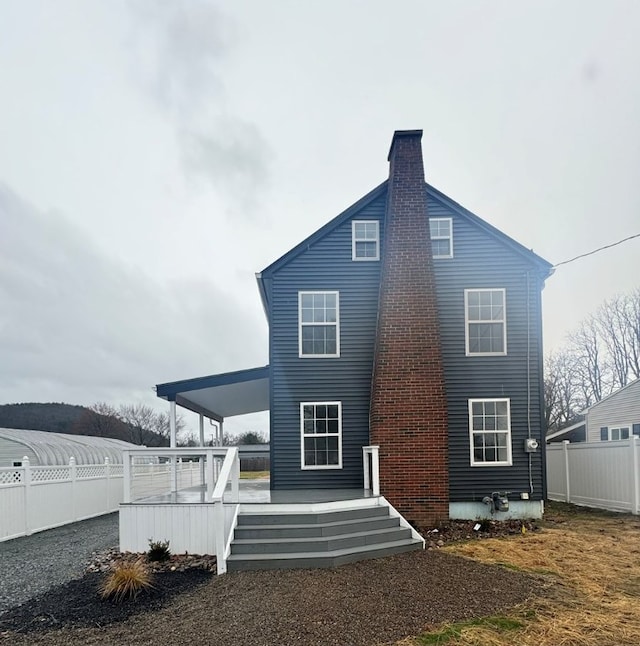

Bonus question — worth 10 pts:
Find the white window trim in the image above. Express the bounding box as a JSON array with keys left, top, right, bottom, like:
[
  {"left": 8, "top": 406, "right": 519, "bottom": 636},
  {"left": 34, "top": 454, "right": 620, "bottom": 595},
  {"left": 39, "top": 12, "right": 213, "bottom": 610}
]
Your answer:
[
  {"left": 430, "top": 217, "right": 453, "bottom": 259},
  {"left": 298, "top": 291, "right": 340, "bottom": 358},
  {"left": 468, "top": 398, "right": 513, "bottom": 467},
  {"left": 464, "top": 288, "right": 508, "bottom": 356},
  {"left": 609, "top": 425, "right": 631, "bottom": 441},
  {"left": 300, "top": 401, "right": 343, "bottom": 470},
  {"left": 351, "top": 220, "right": 380, "bottom": 261}
]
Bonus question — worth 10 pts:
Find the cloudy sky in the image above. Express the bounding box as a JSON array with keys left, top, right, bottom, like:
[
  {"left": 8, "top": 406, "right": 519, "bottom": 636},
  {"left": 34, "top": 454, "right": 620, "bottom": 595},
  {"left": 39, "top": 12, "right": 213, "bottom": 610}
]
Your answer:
[{"left": 1, "top": 1, "right": 639, "bottom": 436}]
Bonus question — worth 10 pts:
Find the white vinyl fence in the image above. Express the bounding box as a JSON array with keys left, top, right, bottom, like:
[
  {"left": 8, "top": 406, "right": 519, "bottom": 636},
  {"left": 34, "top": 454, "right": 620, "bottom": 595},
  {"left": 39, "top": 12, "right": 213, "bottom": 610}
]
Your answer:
[
  {"left": 546, "top": 438, "right": 640, "bottom": 514},
  {"left": 0, "top": 456, "right": 200, "bottom": 542}
]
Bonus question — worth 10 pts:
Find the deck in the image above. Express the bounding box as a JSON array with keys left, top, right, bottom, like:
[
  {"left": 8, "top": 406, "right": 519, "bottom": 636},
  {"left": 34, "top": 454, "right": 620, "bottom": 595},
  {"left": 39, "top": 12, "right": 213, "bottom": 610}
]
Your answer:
[{"left": 128, "top": 479, "right": 375, "bottom": 505}]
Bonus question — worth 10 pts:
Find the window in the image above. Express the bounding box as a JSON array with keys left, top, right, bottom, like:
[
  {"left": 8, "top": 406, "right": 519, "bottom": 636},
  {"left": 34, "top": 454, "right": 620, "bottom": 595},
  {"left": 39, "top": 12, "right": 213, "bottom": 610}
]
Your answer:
[
  {"left": 429, "top": 218, "right": 453, "bottom": 258},
  {"left": 301, "top": 402, "right": 342, "bottom": 469},
  {"left": 465, "top": 289, "right": 507, "bottom": 355},
  {"left": 611, "top": 426, "right": 630, "bottom": 441},
  {"left": 469, "top": 399, "right": 512, "bottom": 466},
  {"left": 299, "top": 291, "right": 340, "bottom": 357},
  {"left": 352, "top": 220, "right": 380, "bottom": 261}
]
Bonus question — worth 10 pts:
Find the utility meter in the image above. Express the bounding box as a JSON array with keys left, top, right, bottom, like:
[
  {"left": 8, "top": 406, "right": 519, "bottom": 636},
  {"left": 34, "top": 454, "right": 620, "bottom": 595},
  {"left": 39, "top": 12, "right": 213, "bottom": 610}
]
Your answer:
[{"left": 524, "top": 438, "right": 539, "bottom": 453}]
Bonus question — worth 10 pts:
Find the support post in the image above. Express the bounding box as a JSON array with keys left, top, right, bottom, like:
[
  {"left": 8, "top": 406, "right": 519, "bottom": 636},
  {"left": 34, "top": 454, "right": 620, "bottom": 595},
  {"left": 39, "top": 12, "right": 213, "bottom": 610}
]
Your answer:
[
  {"left": 371, "top": 446, "right": 380, "bottom": 496},
  {"left": 199, "top": 414, "right": 205, "bottom": 486},
  {"left": 231, "top": 450, "right": 240, "bottom": 503},
  {"left": 214, "top": 501, "right": 226, "bottom": 574},
  {"left": 169, "top": 400, "right": 178, "bottom": 493},
  {"left": 206, "top": 449, "right": 215, "bottom": 501},
  {"left": 563, "top": 440, "right": 571, "bottom": 503}
]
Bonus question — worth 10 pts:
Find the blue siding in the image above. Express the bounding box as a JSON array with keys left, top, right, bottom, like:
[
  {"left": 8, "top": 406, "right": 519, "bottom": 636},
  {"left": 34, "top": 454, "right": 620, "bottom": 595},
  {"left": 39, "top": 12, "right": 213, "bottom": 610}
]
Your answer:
[
  {"left": 269, "top": 194, "right": 386, "bottom": 488},
  {"left": 265, "top": 186, "right": 547, "bottom": 500},
  {"left": 428, "top": 193, "right": 546, "bottom": 502}
]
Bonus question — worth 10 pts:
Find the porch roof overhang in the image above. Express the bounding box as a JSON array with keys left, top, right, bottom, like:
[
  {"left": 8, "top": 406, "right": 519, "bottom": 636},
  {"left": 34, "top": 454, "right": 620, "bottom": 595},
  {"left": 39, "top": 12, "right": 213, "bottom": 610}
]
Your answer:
[{"left": 156, "top": 365, "right": 269, "bottom": 422}]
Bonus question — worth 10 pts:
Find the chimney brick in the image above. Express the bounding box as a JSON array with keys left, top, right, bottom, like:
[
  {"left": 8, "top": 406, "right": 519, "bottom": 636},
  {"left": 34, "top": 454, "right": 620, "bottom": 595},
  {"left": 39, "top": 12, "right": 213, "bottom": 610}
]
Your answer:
[{"left": 370, "top": 130, "right": 449, "bottom": 528}]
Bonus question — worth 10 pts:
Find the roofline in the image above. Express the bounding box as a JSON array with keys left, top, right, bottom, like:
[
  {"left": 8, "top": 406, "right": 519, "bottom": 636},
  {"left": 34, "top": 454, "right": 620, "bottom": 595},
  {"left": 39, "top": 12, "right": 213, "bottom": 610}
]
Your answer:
[
  {"left": 588, "top": 377, "right": 640, "bottom": 411},
  {"left": 426, "top": 183, "right": 554, "bottom": 276},
  {"left": 258, "top": 180, "right": 388, "bottom": 279},
  {"left": 546, "top": 419, "right": 586, "bottom": 441},
  {"left": 156, "top": 365, "right": 270, "bottom": 400}
]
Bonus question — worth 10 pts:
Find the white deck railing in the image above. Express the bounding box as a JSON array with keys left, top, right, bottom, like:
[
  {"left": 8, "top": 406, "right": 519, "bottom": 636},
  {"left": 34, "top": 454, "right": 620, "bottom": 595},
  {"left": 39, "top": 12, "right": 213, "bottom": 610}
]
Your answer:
[
  {"left": 362, "top": 445, "right": 380, "bottom": 495},
  {"left": 120, "top": 446, "right": 240, "bottom": 574}
]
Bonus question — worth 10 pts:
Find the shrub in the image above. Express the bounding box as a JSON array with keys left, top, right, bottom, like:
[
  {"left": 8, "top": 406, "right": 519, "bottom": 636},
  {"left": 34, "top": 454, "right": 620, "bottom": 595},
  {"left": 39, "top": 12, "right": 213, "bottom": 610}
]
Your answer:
[
  {"left": 100, "top": 560, "right": 154, "bottom": 603},
  {"left": 147, "top": 539, "right": 171, "bottom": 562}
]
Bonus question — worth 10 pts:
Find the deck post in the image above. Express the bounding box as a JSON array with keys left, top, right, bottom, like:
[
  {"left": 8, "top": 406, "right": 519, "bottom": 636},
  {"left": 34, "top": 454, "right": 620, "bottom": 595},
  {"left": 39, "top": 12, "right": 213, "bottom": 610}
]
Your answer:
[
  {"left": 231, "top": 449, "right": 240, "bottom": 503},
  {"left": 199, "top": 414, "right": 205, "bottom": 486},
  {"left": 169, "top": 401, "right": 178, "bottom": 493},
  {"left": 214, "top": 500, "right": 226, "bottom": 574},
  {"left": 371, "top": 446, "right": 380, "bottom": 496},
  {"left": 206, "top": 449, "right": 215, "bottom": 501}
]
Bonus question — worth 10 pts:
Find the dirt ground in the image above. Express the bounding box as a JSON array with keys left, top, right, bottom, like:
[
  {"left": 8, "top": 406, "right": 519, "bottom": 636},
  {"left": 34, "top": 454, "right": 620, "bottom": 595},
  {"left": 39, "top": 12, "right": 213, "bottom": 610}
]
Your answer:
[
  {"left": 2, "top": 502, "right": 639, "bottom": 646},
  {"left": 406, "top": 501, "right": 640, "bottom": 645}
]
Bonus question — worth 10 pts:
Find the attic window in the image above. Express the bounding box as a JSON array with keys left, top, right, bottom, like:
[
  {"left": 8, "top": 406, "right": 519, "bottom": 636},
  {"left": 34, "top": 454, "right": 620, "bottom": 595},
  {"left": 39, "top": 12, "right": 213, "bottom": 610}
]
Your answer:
[
  {"left": 352, "top": 221, "right": 379, "bottom": 261},
  {"left": 429, "top": 217, "right": 453, "bottom": 258}
]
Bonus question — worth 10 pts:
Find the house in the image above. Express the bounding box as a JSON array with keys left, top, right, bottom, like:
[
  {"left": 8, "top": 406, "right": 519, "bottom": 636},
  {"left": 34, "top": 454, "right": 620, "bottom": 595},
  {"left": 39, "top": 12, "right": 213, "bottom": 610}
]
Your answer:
[
  {"left": 547, "top": 378, "right": 640, "bottom": 444},
  {"left": 121, "top": 130, "right": 552, "bottom": 569}
]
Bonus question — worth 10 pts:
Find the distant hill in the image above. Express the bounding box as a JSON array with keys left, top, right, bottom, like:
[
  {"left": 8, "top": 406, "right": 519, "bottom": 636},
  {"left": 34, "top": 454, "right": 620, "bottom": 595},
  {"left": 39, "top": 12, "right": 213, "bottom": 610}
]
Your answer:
[
  {"left": 0, "top": 402, "right": 167, "bottom": 446},
  {"left": 0, "top": 402, "right": 87, "bottom": 434}
]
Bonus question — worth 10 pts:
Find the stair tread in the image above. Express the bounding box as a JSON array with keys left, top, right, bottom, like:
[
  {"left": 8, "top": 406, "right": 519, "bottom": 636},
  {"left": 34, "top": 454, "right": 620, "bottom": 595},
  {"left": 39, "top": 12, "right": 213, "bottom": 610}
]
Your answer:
[
  {"left": 227, "top": 538, "right": 423, "bottom": 562},
  {"left": 237, "top": 515, "right": 397, "bottom": 531},
  {"left": 232, "top": 526, "right": 407, "bottom": 545}
]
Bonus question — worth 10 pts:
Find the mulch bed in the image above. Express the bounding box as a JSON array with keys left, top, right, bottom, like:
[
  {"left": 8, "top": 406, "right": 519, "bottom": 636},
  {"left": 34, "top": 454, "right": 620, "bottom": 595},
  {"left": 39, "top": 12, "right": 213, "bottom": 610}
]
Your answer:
[
  {"left": 0, "top": 544, "right": 548, "bottom": 646},
  {"left": 0, "top": 569, "right": 213, "bottom": 634}
]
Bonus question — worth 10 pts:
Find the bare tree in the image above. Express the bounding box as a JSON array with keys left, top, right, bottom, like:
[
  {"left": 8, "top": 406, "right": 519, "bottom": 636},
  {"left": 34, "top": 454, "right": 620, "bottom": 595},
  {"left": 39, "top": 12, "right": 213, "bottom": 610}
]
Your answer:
[
  {"left": 544, "top": 350, "right": 581, "bottom": 432},
  {"left": 568, "top": 316, "right": 613, "bottom": 409},
  {"left": 71, "top": 402, "right": 129, "bottom": 440},
  {"left": 117, "top": 404, "right": 185, "bottom": 446}
]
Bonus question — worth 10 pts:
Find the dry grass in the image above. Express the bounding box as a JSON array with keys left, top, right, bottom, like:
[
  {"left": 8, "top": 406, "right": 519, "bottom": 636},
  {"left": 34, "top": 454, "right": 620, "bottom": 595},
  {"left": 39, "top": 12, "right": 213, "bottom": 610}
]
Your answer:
[
  {"left": 239, "top": 470, "right": 269, "bottom": 479},
  {"left": 400, "top": 502, "right": 640, "bottom": 646},
  {"left": 99, "top": 559, "right": 154, "bottom": 603}
]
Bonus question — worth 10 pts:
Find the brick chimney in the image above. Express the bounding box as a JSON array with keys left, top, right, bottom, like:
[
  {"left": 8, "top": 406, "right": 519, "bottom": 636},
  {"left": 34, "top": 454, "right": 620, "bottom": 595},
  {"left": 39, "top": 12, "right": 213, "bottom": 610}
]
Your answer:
[{"left": 369, "top": 130, "right": 449, "bottom": 528}]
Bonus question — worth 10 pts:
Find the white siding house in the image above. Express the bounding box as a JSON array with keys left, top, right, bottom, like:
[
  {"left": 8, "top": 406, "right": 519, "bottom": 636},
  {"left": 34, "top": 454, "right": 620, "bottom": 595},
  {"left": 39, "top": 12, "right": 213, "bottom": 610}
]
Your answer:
[{"left": 586, "top": 379, "right": 640, "bottom": 442}]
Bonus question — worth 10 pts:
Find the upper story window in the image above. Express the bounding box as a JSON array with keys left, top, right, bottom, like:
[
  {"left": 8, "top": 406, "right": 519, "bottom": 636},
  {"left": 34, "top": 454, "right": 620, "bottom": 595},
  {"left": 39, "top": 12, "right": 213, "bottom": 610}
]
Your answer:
[
  {"left": 300, "top": 401, "right": 342, "bottom": 469},
  {"left": 469, "top": 398, "right": 512, "bottom": 466},
  {"left": 429, "top": 217, "right": 453, "bottom": 258},
  {"left": 465, "top": 288, "right": 507, "bottom": 356},
  {"left": 299, "top": 291, "right": 340, "bottom": 357},
  {"left": 352, "top": 221, "right": 380, "bottom": 261}
]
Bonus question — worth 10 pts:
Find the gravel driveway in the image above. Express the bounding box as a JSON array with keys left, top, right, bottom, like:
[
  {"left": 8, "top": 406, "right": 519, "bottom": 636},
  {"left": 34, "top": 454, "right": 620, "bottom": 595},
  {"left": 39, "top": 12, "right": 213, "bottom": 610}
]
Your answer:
[{"left": 0, "top": 513, "right": 119, "bottom": 614}]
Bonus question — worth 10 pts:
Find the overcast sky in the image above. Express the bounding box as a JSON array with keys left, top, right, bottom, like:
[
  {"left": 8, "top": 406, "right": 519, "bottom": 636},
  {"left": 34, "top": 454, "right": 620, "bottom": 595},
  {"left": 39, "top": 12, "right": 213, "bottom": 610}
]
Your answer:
[{"left": 1, "top": 1, "right": 639, "bottom": 437}]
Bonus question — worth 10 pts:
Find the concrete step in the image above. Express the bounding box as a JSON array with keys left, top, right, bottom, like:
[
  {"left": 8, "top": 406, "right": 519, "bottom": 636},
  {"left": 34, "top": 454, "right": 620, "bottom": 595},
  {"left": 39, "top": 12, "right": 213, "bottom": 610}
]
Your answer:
[
  {"left": 231, "top": 526, "right": 412, "bottom": 554},
  {"left": 226, "top": 537, "right": 423, "bottom": 571},
  {"left": 234, "top": 515, "right": 400, "bottom": 540}
]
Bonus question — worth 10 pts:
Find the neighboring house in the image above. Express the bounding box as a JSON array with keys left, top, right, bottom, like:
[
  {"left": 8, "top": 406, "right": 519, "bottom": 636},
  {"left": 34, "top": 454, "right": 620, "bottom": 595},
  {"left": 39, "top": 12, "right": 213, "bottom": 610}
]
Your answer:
[
  {"left": 156, "top": 130, "right": 553, "bottom": 525},
  {"left": 546, "top": 379, "right": 640, "bottom": 444},
  {"left": 545, "top": 417, "right": 587, "bottom": 443}
]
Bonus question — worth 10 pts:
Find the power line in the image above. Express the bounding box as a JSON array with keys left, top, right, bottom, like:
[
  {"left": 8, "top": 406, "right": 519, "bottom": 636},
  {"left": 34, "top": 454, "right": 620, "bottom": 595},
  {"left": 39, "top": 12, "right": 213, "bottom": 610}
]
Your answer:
[{"left": 553, "top": 232, "right": 640, "bottom": 268}]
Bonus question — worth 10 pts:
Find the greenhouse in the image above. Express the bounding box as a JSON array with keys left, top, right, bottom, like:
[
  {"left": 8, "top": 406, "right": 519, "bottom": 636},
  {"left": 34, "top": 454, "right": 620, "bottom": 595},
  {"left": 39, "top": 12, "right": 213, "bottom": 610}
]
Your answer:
[{"left": 0, "top": 428, "right": 138, "bottom": 466}]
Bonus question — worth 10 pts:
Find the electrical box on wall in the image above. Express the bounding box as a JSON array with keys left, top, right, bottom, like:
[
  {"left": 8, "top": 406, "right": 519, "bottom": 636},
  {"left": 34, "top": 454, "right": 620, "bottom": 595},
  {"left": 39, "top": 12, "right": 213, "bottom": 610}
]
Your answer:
[{"left": 524, "top": 438, "right": 539, "bottom": 453}]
